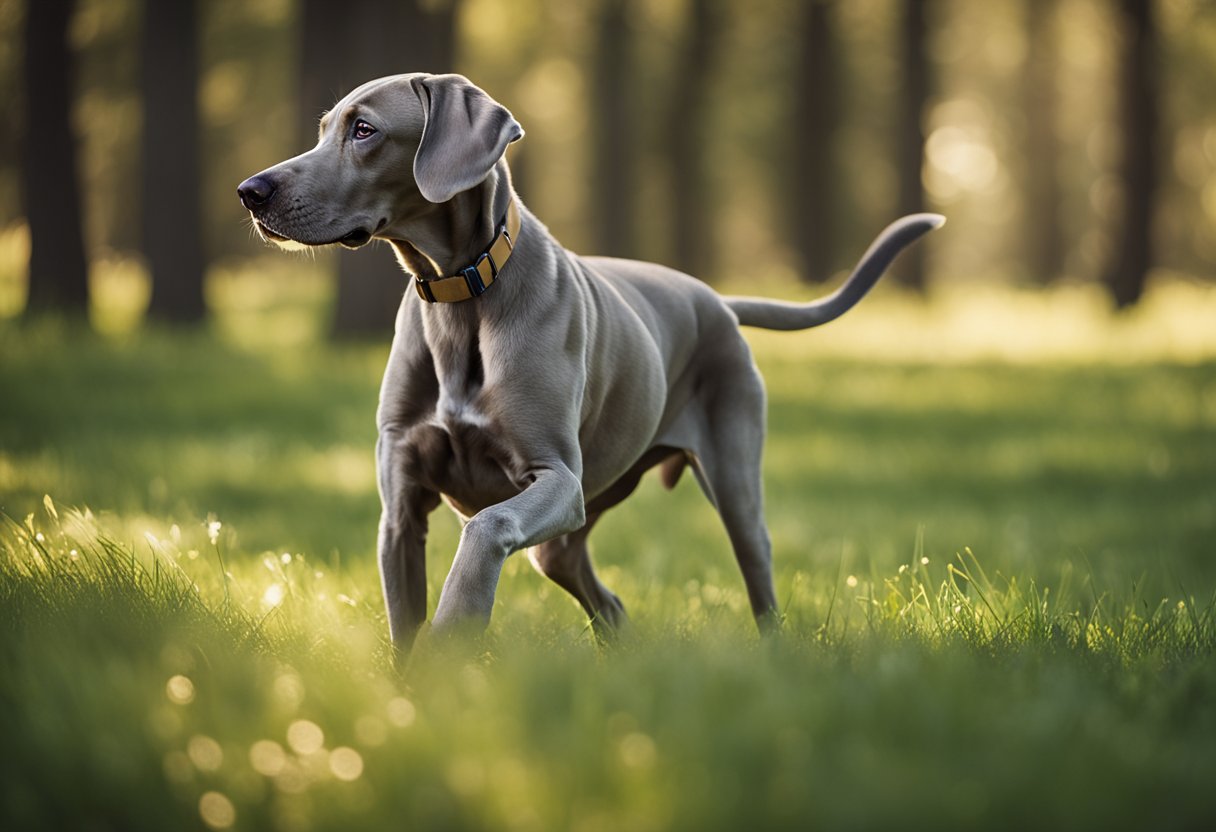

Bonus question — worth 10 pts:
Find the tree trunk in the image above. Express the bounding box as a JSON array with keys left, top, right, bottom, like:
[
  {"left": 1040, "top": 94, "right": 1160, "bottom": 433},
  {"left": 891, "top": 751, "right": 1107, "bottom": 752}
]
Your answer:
[
  {"left": 1103, "top": 0, "right": 1157, "bottom": 309},
  {"left": 1022, "top": 0, "right": 1064, "bottom": 285},
  {"left": 791, "top": 0, "right": 840, "bottom": 284},
  {"left": 306, "top": 0, "right": 459, "bottom": 337},
  {"left": 21, "top": 0, "right": 90, "bottom": 316},
  {"left": 665, "top": 0, "right": 720, "bottom": 280},
  {"left": 141, "top": 0, "right": 206, "bottom": 323},
  {"left": 894, "top": 0, "right": 931, "bottom": 292},
  {"left": 591, "top": 0, "right": 635, "bottom": 258},
  {"left": 298, "top": 0, "right": 346, "bottom": 147}
]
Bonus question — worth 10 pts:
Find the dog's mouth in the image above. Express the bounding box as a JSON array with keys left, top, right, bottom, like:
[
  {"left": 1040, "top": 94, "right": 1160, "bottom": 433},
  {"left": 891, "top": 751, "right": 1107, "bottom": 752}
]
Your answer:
[
  {"left": 253, "top": 218, "right": 382, "bottom": 250},
  {"left": 253, "top": 219, "right": 291, "bottom": 243},
  {"left": 337, "top": 228, "right": 372, "bottom": 249}
]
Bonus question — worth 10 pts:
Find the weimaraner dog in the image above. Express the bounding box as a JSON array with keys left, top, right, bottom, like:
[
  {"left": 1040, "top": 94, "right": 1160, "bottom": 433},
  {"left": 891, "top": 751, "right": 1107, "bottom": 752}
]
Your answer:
[{"left": 238, "top": 73, "right": 943, "bottom": 650}]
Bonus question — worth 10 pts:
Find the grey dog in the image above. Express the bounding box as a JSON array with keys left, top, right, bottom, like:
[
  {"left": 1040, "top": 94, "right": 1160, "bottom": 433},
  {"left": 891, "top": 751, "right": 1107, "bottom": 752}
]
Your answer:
[{"left": 237, "top": 73, "right": 943, "bottom": 650}]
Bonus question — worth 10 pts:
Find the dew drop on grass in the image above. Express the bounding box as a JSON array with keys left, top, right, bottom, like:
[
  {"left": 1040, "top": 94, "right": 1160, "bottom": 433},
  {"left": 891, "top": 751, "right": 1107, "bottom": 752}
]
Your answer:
[
  {"left": 198, "top": 791, "right": 236, "bottom": 829},
  {"left": 263, "top": 583, "right": 285, "bottom": 607},
  {"left": 287, "top": 719, "right": 324, "bottom": 755},
  {"left": 166, "top": 674, "right": 195, "bottom": 705},
  {"left": 249, "top": 740, "right": 287, "bottom": 776},
  {"left": 329, "top": 747, "right": 364, "bottom": 781}
]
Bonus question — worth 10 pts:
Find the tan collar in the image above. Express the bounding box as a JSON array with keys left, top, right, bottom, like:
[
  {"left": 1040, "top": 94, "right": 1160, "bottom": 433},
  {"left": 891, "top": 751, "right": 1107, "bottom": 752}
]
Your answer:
[{"left": 413, "top": 199, "right": 521, "bottom": 303}]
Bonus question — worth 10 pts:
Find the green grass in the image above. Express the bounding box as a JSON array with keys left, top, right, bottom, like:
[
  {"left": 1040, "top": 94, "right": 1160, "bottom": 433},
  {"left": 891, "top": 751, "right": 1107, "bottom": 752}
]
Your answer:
[{"left": 2, "top": 279, "right": 1216, "bottom": 829}]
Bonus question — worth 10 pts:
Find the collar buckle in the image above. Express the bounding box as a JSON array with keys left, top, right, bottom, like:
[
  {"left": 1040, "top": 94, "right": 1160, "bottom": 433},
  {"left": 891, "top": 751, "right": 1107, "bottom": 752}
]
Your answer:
[
  {"left": 414, "top": 200, "right": 520, "bottom": 304},
  {"left": 462, "top": 252, "right": 495, "bottom": 297}
]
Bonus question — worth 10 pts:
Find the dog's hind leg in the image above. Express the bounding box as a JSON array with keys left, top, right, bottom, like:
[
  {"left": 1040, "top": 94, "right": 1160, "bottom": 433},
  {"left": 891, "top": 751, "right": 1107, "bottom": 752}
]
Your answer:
[
  {"left": 689, "top": 359, "right": 781, "bottom": 633},
  {"left": 528, "top": 513, "right": 627, "bottom": 639}
]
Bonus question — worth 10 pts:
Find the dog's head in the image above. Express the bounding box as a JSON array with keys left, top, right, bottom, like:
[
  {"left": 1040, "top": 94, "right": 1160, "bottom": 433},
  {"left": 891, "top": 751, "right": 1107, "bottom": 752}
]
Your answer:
[{"left": 237, "top": 73, "right": 523, "bottom": 250}]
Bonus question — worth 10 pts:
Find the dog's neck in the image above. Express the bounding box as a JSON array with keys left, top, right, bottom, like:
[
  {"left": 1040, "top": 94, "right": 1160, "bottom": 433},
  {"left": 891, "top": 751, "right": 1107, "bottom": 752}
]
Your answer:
[{"left": 388, "top": 160, "right": 515, "bottom": 282}]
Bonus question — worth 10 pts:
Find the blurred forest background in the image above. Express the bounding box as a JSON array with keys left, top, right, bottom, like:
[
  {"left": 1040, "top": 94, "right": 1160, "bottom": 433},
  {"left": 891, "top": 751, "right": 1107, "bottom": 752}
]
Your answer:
[{"left": 0, "top": 0, "right": 1214, "bottom": 336}]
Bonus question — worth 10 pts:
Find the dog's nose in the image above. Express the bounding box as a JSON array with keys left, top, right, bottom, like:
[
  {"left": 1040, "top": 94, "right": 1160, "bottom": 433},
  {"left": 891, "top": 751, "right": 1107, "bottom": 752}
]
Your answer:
[{"left": 237, "top": 175, "right": 276, "bottom": 209}]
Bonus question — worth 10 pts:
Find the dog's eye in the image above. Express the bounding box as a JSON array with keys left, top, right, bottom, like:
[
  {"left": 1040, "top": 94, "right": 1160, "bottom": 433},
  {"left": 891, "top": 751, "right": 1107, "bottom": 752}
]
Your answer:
[{"left": 353, "top": 120, "right": 377, "bottom": 140}]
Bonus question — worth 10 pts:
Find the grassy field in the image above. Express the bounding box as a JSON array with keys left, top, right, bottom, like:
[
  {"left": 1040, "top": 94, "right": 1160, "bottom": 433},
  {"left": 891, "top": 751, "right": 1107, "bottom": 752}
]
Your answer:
[{"left": 2, "top": 275, "right": 1216, "bottom": 830}]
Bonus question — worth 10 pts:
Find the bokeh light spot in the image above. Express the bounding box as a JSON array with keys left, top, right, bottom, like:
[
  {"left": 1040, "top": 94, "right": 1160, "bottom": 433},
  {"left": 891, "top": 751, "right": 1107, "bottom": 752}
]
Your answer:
[
  {"left": 329, "top": 747, "right": 364, "bottom": 781},
  {"left": 187, "top": 735, "right": 224, "bottom": 772},
  {"left": 262, "top": 582, "right": 285, "bottom": 607},
  {"left": 198, "top": 791, "right": 236, "bottom": 829},
  {"left": 249, "top": 739, "right": 287, "bottom": 776},
  {"left": 286, "top": 719, "right": 324, "bottom": 755},
  {"left": 387, "top": 697, "right": 416, "bottom": 728},
  {"left": 166, "top": 674, "right": 195, "bottom": 705}
]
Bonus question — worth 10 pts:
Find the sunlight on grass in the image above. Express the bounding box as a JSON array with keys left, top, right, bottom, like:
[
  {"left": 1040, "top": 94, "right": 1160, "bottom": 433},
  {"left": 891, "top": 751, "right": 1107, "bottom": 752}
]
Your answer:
[{"left": 3, "top": 502, "right": 1215, "bottom": 830}]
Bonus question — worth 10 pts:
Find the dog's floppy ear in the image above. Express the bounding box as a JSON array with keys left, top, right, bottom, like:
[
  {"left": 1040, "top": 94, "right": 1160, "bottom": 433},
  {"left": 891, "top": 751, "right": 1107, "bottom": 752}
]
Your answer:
[{"left": 410, "top": 74, "right": 523, "bottom": 204}]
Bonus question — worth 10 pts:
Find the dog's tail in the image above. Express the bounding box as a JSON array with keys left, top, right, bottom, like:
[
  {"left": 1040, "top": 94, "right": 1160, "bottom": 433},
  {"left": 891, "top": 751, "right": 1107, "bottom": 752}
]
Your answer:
[{"left": 724, "top": 213, "right": 945, "bottom": 331}]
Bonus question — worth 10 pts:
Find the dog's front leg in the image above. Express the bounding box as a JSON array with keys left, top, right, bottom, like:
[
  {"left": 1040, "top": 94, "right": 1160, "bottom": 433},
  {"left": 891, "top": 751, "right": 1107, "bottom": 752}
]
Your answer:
[
  {"left": 432, "top": 463, "right": 585, "bottom": 633},
  {"left": 376, "top": 429, "right": 440, "bottom": 651}
]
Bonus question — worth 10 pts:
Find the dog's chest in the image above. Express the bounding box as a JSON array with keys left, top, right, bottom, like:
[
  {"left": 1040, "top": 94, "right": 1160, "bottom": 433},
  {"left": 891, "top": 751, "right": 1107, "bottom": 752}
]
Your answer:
[
  {"left": 407, "top": 388, "right": 523, "bottom": 518},
  {"left": 400, "top": 314, "right": 527, "bottom": 513}
]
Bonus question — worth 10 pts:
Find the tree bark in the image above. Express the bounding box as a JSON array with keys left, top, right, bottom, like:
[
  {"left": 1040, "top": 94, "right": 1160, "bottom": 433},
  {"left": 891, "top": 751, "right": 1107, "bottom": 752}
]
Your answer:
[
  {"left": 21, "top": 0, "right": 90, "bottom": 316},
  {"left": 591, "top": 0, "right": 635, "bottom": 258},
  {"left": 665, "top": 0, "right": 720, "bottom": 280},
  {"left": 1102, "top": 0, "right": 1157, "bottom": 309},
  {"left": 895, "top": 0, "right": 931, "bottom": 292},
  {"left": 141, "top": 0, "right": 206, "bottom": 323},
  {"left": 1022, "top": 0, "right": 1064, "bottom": 285},
  {"left": 791, "top": 0, "right": 840, "bottom": 284}
]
